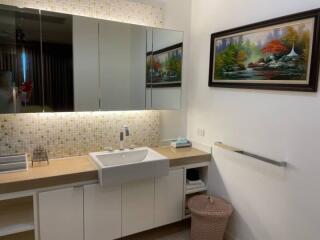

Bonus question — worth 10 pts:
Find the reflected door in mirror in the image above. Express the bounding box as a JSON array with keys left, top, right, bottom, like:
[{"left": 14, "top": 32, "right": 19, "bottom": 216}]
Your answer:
[
  {"left": 41, "top": 11, "right": 74, "bottom": 112},
  {"left": 0, "top": 6, "right": 43, "bottom": 113}
]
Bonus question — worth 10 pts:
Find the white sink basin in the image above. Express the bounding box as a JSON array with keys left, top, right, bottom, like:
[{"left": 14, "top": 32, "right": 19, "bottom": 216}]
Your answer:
[{"left": 90, "top": 147, "right": 169, "bottom": 187}]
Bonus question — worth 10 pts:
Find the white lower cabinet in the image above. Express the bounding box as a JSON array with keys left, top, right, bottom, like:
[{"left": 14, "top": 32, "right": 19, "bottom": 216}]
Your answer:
[
  {"left": 38, "top": 186, "right": 84, "bottom": 240},
  {"left": 38, "top": 169, "right": 185, "bottom": 240},
  {"left": 84, "top": 184, "right": 121, "bottom": 240},
  {"left": 155, "top": 169, "right": 184, "bottom": 227},
  {"left": 122, "top": 179, "right": 155, "bottom": 236}
]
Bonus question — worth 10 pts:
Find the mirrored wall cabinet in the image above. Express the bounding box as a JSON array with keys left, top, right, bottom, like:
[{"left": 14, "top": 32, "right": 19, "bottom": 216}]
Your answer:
[{"left": 0, "top": 4, "right": 183, "bottom": 113}]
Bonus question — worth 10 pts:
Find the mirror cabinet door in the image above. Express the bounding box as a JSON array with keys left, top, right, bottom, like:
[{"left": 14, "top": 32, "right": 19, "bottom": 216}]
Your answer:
[
  {"left": 149, "top": 28, "right": 183, "bottom": 110},
  {"left": 0, "top": 6, "right": 43, "bottom": 113},
  {"left": 73, "top": 16, "right": 100, "bottom": 111},
  {"left": 99, "top": 21, "right": 147, "bottom": 111},
  {"left": 0, "top": 5, "right": 17, "bottom": 114},
  {"left": 41, "top": 11, "right": 74, "bottom": 112},
  {"left": 146, "top": 27, "right": 153, "bottom": 109}
]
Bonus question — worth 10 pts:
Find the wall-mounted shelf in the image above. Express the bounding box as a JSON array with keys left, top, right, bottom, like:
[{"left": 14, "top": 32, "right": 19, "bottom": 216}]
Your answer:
[
  {"left": 183, "top": 213, "right": 191, "bottom": 219},
  {"left": 0, "top": 197, "right": 35, "bottom": 237},
  {"left": 0, "top": 231, "right": 34, "bottom": 240},
  {"left": 183, "top": 162, "right": 209, "bottom": 218},
  {"left": 0, "top": 219, "right": 34, "bottom": 237},
  {"left": 186, "top": 186, "right": 208, "bottom": 195}
]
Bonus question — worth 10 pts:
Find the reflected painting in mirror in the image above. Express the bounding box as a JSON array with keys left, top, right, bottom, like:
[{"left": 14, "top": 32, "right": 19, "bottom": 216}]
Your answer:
[{"left": 146, "top": 43, "right": 182, "bottom": 88}]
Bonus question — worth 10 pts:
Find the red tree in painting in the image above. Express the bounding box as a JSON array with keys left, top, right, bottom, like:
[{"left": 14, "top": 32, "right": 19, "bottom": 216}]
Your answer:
[{"left": 262, "top": 40, "right": 288, "bottom": 55}]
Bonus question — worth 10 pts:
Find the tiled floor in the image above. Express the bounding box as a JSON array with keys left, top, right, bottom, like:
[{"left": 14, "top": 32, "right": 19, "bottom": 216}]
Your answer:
[{"left": 120, "top": 220, "right": 191, "bottom": 240}]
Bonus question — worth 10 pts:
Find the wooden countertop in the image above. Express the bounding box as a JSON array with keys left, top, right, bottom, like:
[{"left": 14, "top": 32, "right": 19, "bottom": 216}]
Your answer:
[
  {"left": 0, "top": 156, "right": 97, "bottom": 194},
  {"left": 0, "top": 147, "right": 211, "bottom": 195},
  {"left": 152, "top": 146, "right": 211, "bottom": 167}
]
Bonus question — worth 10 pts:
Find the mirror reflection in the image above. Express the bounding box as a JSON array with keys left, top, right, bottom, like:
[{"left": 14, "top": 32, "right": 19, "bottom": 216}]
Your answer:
[
  {"left": 147, "top": 28, "right": 183, "bottom": 110},
  {"left": 73, "top": 16, "right": 100, "bottom": 112},
  {"left": 99, "top": 21, "right": 147, "bottom": 111},
  {"left": 0, "top": 4, "right": 184, "bottom": 113},
  {"left": 41, "top": 11, "right": 73, "bottom": 112},
  {"left": 0, "top": 6, "right": 42, "bottom": 113}
]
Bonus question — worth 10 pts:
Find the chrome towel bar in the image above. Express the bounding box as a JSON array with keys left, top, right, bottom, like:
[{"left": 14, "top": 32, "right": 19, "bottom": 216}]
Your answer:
[{"left": 214, "top": 142, "right": 287, "bottom": 167}]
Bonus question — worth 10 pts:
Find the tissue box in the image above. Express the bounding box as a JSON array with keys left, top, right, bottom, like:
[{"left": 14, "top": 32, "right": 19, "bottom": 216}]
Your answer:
[
  {"left": 171, "top": 140, "right": 192, "bottom": 148},
  {"left": 0, "top": 154, "right": 28, "bottom": 173}
]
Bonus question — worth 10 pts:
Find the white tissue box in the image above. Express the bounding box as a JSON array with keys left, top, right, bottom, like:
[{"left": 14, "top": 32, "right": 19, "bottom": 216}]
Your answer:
[{"left": 171, "top": 140, "right": 192, "bottom": 148}]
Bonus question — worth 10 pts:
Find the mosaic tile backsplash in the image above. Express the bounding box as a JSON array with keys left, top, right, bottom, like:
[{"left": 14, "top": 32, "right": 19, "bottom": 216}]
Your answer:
[
  {"left": 0, "top": 111, "right": 160, "bottom": 158},
  {"left": 0, "top": 0, "right": 163, "bottom": 27}
]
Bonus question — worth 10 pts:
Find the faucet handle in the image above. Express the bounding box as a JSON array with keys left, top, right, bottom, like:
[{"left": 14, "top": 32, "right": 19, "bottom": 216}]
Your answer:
[
  {"left": 124, "top": 126, "right": 130, "bottom": 136},
  {"left": 120, "top": 131, "right": 124, "bottom": 141},
  {"left": 129, "top": 144, "right": 136, "bottom": 150},
  {"left": 104, "top": 146, "right": 113, "bottom": 152}
]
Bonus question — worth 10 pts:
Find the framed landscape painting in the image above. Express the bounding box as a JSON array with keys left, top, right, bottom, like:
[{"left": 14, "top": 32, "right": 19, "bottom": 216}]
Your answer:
[
  {"left": 208, "top": 9, "right": 320, "bottom": 91},
  {"left": 147, "top": 43, "right": 183, "bottom": 88}
]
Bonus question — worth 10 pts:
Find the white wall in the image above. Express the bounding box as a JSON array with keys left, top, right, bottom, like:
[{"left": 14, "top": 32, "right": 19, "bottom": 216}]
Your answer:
[
  {"left": 159, "top": 0, "right": 192, "bottom": 141},
  {"left": 188, "top": 0, "right": 320, "bottom": 239}
]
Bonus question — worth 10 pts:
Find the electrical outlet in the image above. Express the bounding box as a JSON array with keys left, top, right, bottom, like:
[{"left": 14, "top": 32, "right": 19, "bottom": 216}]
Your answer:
[
  {"left": 197, "top": 128, "right": 205, "bottom": 137},
  {"left": 202, "top": 129, "right": 205, "bottom": 137}
]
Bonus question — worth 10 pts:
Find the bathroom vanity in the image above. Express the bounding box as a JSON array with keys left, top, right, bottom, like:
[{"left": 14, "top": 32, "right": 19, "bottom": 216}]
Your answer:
[
  {"left": 0, "top": 3, "right": 191, "bottom": 240},
  {"left": 0, "top": 147, "right": 211, "bottom": 240}
]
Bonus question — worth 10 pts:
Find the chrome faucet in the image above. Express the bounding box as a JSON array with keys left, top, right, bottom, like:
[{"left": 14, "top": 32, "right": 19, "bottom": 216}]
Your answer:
[{"left": 119, "top": 125, "right": 130, "bottom": 150}]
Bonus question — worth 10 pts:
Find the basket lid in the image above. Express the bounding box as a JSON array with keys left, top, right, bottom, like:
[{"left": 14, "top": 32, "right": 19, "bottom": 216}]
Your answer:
[{"left": 188, "top": 195, "right": 233, "bottom": 217}]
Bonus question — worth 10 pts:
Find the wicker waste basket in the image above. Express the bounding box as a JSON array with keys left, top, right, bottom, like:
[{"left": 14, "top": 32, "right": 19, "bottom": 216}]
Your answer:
[{"left": 188, "top": 195, "right": 233, "bottom": 240}]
